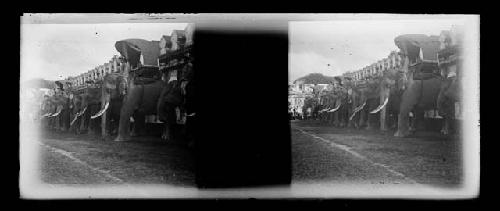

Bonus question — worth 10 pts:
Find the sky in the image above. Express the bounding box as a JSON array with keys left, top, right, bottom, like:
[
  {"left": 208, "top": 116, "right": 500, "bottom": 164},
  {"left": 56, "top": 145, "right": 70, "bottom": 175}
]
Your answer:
[
  {"left": 289, "top": 18, "right": 464, "bottom": 82},
  {"left": 21, "top": 23, "right": 188, "bottom": 82}
]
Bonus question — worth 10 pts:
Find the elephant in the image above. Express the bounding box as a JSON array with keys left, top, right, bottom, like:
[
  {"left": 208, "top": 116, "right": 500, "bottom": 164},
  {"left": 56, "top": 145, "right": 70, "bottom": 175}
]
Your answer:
[
  {"left": 68, "top": 91, "right": 84, "bottom": 134},
  {"left": 98, "top": 72, "right": 127, "bottom": 138},
  {"left": 318, "top": 90, "right": 334, "bottom": 124},
  {"left": 392, "top": 34, "right": 444, "bottom": 137},
  {"left": 114, "top": 65, "right": 165, "bottom": 142},
  {"left": 375, "top": 68, "right": 406, "bottom": 131},
  {"left": 113, "top": 38, "right": 169, "bottom": 142},
  {"left": 331, "top": 80, "right": 350, "bottom": 128},
  {"left": 48, "top": 90, "right": 71, "bottom": 132},
  {"left": 40, "top": 94, "right": 56, "bottom": 130},
  {"left": 302, "top": 96, "right": 318, "bottom": 120},
  {"left": 78, "top": 84, "right": 103, "bottom": 136},
  {"left": 347, "top": 77, "right": 382, "bottom": 130}
]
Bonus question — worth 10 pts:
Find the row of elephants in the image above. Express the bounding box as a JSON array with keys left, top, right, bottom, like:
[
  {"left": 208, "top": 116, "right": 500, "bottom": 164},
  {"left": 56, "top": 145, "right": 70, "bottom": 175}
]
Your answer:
[
  {"left": 300, "top": 33, "right": 462, "bottom": 137},
  {"left": 40, "top": 38, "right": 194, "bottom": 144}
]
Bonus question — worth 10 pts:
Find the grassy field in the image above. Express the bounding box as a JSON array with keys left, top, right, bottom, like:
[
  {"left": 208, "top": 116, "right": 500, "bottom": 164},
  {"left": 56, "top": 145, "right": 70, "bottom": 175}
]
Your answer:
[{"left": 40, "top": 131, "right": 195, "bottom": 186}]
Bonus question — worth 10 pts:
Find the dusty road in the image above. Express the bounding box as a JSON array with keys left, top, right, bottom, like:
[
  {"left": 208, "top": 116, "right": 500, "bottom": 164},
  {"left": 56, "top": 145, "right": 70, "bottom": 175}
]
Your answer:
[
  {"left": 39, "top": 131, "right": 195, "bottom": 187},
  {"left": 36, "top": 120, "right": 462, "bottom": 190},
  {"left": 291, "top": 120, "right": 462, "bottom": 188}
]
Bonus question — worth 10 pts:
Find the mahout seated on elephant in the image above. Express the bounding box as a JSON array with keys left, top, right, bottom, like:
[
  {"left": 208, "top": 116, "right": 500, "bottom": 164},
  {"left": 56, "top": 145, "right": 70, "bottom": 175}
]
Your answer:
[
  {"left": 437, "top": 72, "right": 460, "bottom": 135},
  {"left": 181, "top": 62, "right": 196, "bottom": 148},
  {"left": 157, "top": 69, "right": 183, "bottom": 143},
  {"left": 436, "top": 41, "right": 462, "bottom": 136}
]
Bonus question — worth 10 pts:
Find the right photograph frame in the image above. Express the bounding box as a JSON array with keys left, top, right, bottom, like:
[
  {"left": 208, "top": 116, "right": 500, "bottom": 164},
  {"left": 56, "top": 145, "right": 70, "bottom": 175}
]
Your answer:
[{"left": 288, "top": 15, "right": 479, "bottom": 198}]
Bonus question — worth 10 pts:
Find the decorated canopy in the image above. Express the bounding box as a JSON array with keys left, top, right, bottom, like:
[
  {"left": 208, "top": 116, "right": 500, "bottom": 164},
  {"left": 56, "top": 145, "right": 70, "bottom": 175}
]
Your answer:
[
  {"left": 115, "top": 39, "right": 161, "bottom": 67},
  {"left": 394, "top": 34, "right": 441, "bottom": 63}
]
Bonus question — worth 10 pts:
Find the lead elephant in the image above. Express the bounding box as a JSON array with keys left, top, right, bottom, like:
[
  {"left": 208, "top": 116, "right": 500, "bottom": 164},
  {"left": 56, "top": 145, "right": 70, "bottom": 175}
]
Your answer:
[
  {"left": 114, "top": 76, "right": 164, "bottom": 141},
  {"left": 113, "top": 38, "right": 165, "bottom": 142},
  {"left": 393, "top": 34, "right": 444, "bottom": 137}
]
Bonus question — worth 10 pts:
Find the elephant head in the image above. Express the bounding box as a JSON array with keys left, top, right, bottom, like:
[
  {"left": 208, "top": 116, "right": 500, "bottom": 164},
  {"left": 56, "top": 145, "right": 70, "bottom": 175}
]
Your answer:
[
  {"left": 47, "top": 90, "right": 71, "bottom": 131},
  {"left": 96, "top": 73, "right": 128, "bottom": 137},
  {"left": 78, "top": 85, "right": 102, "bottom": 134}
]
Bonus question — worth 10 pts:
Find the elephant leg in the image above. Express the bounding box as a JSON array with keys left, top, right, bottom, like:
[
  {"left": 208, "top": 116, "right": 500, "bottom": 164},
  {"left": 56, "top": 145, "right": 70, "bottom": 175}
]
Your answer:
[
  {"left": 101, "top": 109, "right": 108, "bottom": 139},
  {"left": 115, "top": 85, "right": 143, "bottom": 142},
  {"left": 441, "top": 116, "right": 450, "bottom": 135},
  {"left": 56, "top": 115, "right": 62, "bottom": 132},
  {"left": 338, "top": 108, "right": 343, "bottom": 127},
  {"left": 414, "top": 109, "right": 425, "bottom": 132},
  {"left": 79, "top": 112, "right": 86, "bottom": 133},
  {"left": 333, "top": 112, "right": 339, "bottom": 127},
  {"left": 89, "top": 117, "right": 99, "bottom": 137},
  {"left": 131, "top": 112, "right": 146, "bottom": 137},
  {"left": 341, "top": 106, "right": 348, "bottom": 127},
  {"left": 366, "top": 113, "right": 374, "bottom": 130},
  {"left": 62, "top": 109, "right": 69, "bottom": 132},
  {"left": 395, "top": 105, "right": 415, "bottom": 138},
  {"left": 380, "top": 105, "right": 387, "bottom": 131},
  {"left": 161, "top": 123, "right": 168, "bottom": 140},
  {"left": 359, "top": 109, "right": 366, "bottom": 129},
  {"left": 114, "top": 102, "right": 134, "bottom": 142}
]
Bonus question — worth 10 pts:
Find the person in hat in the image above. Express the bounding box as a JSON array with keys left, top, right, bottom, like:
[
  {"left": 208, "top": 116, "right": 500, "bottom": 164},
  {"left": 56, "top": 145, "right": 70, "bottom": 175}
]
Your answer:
[
  {"left": 180, "top": 62, "right": 195, "bottom": 148},
  {"left": 157, "top": 69, "right": 183, "bottom": 142}
]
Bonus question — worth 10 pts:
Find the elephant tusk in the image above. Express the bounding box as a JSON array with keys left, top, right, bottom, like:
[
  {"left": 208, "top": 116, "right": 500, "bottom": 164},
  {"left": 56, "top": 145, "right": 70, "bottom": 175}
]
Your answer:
[
  {"left": 50, "top": 110, "right": 62, "bottom": 117},
  {"left": 90, "top": 102, "right": 109, "bottom": 119},
  {"left": 327, "top": 104, "right": 341, "bottom": 113},
  {"left": 77, "top": 107, "right": 87, "bottom": 117},
  {"left": 370, "top": 97, "right": 389, "bottom": 114},
  {"left": 349, "top": 112, "right": 357, "bottom": 121},
  {"left": 70, "top": 115, "right": 79, "bottom": 126},
  {"left": 349, "top": 102, "right": 366, "bottom": 120},
  {"left": 353, "top": 102, "right": 366, "bottom": 113},
  {"left": 42, "top": 113, "right": 52, "bottom": 117}
]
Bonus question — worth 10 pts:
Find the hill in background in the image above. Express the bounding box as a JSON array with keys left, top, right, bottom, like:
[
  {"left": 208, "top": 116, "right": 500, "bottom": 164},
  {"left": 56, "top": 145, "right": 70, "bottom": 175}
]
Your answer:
[
  {"left": 293, "top": 73, "right": 336, "bottom": 84},
  {"left": 22, "top": 78, "right": 55, "bottom": 89}
]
